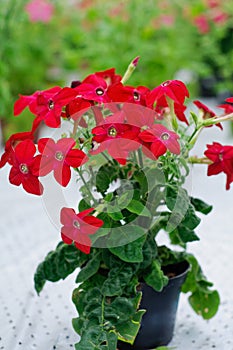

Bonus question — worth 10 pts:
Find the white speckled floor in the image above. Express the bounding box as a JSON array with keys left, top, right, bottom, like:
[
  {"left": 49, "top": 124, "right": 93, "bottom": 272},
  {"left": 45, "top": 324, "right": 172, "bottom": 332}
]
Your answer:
[{"left": 0, "top": 99, "right": 232, "bottom": 350}]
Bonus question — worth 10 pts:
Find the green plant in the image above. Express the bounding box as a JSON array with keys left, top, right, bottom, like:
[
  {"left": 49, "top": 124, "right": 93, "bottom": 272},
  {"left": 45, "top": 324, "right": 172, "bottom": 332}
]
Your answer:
[{"left": 1, "top": 58, "right": 233, "bottom": 349}]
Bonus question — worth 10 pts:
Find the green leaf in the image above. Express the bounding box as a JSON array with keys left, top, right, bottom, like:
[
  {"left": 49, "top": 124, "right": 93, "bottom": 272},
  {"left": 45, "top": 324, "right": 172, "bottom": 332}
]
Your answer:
[
  {"left": 190, "top": 197, "right": 213, "bottom": 215},
  {"left": 189, "top": 289, "right": 220, "bottom": 320},
  {"left": 78, "top": 198, "right": 92, "bottom": 212},
  {"left": 169, "top": 225, "right": 199, "bottom": 245},
  {"left": 102, "top": 265, "right": 135, "bottom": 296},
  {"left": 126, "top": 199, "right": 151, "bottom": 217},
  {"left": 116, "top": 309, "right": 145, "bottom": 344},
  {"left": 139, "top": 235, "right": 157, "bottom": 270},
  {"left": 107, "top": 224, "right": 146, "bottom": 247},
  {"left": 190, "top": 111, "right": 198, "bottom": 126},
  {"left": 166, "top": 186, "right": 190, "bottom": 216},
  {"left": 104, "top": 193, "right": 114, "bottom": 202},
  {"left": 107, "top": 206, "right": 124, "bottom": 221},
  {"left": 181, "top": 204, "right": 201, "bottom": 230},
  {"left": 109, "top": 236, "right": 146, "bottom": 263},
  {"left": 96, "top": 163, "right": 118, "bottom": 195},
  {"left": 76, "top": 252, "right": 101, "bottom": 283},
  {"left": 144, "top": 260, "right": 168, "bottom": 292},
  {"left": 34, "top": 242, "right": 88, "bottom": 294}
]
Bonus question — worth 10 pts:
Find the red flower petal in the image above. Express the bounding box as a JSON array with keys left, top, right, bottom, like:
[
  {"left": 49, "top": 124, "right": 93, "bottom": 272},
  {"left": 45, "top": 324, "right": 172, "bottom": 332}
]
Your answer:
[{"left": 65, "top": 149, "right": 88, "bottom": 168}]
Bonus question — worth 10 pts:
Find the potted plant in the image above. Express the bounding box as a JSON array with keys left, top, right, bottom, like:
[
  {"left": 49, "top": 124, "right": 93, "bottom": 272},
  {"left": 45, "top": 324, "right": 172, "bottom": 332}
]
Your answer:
[{"left": 1, "top": 57, "right": 232, "bottom": 350}]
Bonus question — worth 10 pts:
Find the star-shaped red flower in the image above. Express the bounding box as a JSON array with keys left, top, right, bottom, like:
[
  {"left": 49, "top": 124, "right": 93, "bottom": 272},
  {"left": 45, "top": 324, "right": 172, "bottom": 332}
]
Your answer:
[
  {"left": 34, "top": 138, "right": 88, "bottom": 186},
  {"left": 60, "top": 207, "right": 104, "bottom": 254},
  {"left": 139, "top": 124, "right": 180, "bottom": 159},
  {"left": 8, "top": 139, "right": 43, "bottom": 195}
]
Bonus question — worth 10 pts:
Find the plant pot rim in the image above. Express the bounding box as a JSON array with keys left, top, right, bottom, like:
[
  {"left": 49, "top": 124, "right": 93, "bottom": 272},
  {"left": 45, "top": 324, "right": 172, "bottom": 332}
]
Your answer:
[{"left": 161, "top": 260, "right": 190, "bottom": 281}]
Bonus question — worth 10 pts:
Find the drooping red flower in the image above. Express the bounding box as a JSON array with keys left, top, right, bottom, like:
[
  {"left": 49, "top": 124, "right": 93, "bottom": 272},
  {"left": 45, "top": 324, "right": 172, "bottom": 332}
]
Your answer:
[
  {"left": 33, "top": 138, "right": 88, "bottom": 187},
  {"left": 8, "top": 139, "right": 43, "bottom": 195},
  {"left": 218, "top": 102, "right": 233, "bottom": 115},
  {"left": 147, "top": 80, "right": 189, "bottom": 107},
  {"left": 60, "top": 207, "right": 104, "bottom": 254},
  {"left": 91, "top": 117, "right": 140, "bottom": 164},
  {"left": 204, "top": 142, "right": 233, "bottom": 190},
  {"left": 139, "top": 124, "right": 180, "bottom": 159},
  {"left": 194, "top": 100, "right": 222, "bottom": 129}
]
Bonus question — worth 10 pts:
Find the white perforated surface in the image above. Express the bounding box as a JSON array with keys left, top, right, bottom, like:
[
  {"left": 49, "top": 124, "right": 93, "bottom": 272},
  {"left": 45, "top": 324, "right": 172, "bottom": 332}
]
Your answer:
[{"left": 0, "top": 99, "right": 233, "bottom": 350}]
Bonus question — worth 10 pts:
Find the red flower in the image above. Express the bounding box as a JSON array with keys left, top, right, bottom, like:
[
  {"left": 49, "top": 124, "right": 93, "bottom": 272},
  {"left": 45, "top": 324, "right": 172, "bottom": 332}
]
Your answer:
[
  {"left": 65, "top": 97, "right": 92, "bottom": 127},
  {"left": 152, "top": 96, "right": 188, "bottom": 124},
  {"left": 75, "top": 74, "right": 110, "bottom": 103},
  {"left": 204, "top": 142, "right": 233, "bottom": 190},
  {"left": 0, "top": 131, "right": 34, "bottom": 169},
  {"left": 139, "top": 124, "right": 180, "bottom": 159},
  {"left": 35, "top": 87, "right": 77, "bottom": 127},
  {"left": 194, "top": 100, "right": 222, "bottom": 129},
  {"left": 95, "top": 68, "right": 122, "bottom": 86},
  {"left": 8, "top": 139, "right": 43, "bottom": 195},
  {"left": 60, "top": 207, "right": 104, "bottom": 254},
  {"left": 34, "top": 138, "right": 88, "bottom": 187},
  {"left": 14, "top": 86, "right": 77, "bottom": 128},
  {"left": 108, "top": 84, "right": 150, "bottom": 106},
  {"left": 121, "top": 103, "right": 155, "bottom": 129},
  {"left": 218, "top": 102, "right": 233, "bottom": 115},
  {"left": 14, "top": 90, "right": 41, "bottom": 116},
  {"left": 14, "top": 87, "right": 62, "bottom": 116},
  {"left": 147, "top": 80, "right": 189, "bottom": 107},
  {"left": 91, "top": 117, "right": 140, "bottom": 164}
]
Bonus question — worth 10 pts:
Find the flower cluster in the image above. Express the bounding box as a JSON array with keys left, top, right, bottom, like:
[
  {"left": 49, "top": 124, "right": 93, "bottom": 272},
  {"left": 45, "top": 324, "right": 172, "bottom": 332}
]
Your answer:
[{"left": 1, "top": 58, "right": 233, "bottom": 255}]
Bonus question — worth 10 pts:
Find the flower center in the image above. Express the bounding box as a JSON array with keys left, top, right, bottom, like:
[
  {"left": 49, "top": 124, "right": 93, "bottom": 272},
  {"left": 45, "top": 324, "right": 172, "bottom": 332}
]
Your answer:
[
  {"left": 73, "top": 220, "right": 80, "bottom": 229},
  {"left": 219, "top": 153, "right": 223, "bottom": 161},
  {"left": 108, "top": 126, "right": 118, "bottom": 137},
  {"left": 20, "top": 163, "right": 29, "bottom": 174},
  {"left": 55, "top": 151, "right": 64, "bottom": 161},
  {"left": 161, "top": 80, "right": 171, "bottom": 87},
  {"left": 48, "top": 99, "right": 54, "bottom": 110},
  {"left": 133, "top": 91, "right": 140, "bottom": 101},
  {"left": 96, "top": 88, "right": 105, "bottom": 96},
  {"left": 161, "top": 132, "right": 170, "bottom": 140}
]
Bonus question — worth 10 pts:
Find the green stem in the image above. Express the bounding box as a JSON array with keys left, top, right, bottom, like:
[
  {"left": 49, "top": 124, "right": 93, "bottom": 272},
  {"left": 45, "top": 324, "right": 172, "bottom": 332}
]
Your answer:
[
  {"left": 101, "top": 152, "right": 115, "bottom": 165},
  {"left": 167, "top": 97, "right": 178, "bottom": 131},
  {"left": 202, "top": 112, "right": 233, "bottom": 126},
  {"left": 138, "top": 148, "right": 144, "bottom": 168},
  {"left": 76, "top": 168, "right": 97, "bottom": 206},
  {"left": 188, "top": 156, "right": 212, "bottom": 165}
]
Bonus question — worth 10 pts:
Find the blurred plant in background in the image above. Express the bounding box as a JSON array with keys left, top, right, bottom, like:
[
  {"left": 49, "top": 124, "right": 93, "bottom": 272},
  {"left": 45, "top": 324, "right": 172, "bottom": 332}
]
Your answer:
[
  {"left": 0, "top": 0, "right": 65, "bottom": 140},
  {"left": 1, "top": 0, "right": 233, "bottom": 140}
]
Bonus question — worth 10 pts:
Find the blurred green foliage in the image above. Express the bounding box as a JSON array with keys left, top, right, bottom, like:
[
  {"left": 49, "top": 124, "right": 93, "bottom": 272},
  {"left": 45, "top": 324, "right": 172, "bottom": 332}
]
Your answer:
[{"left": 1, "top": 0, "right": 233, "bottom": 139}]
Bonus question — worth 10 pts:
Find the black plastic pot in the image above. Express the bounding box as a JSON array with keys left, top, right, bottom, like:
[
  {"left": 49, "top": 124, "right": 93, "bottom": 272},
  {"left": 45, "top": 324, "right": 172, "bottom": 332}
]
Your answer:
[{"left": 117, "top": 260, "right": 190, "bottom": 350}]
